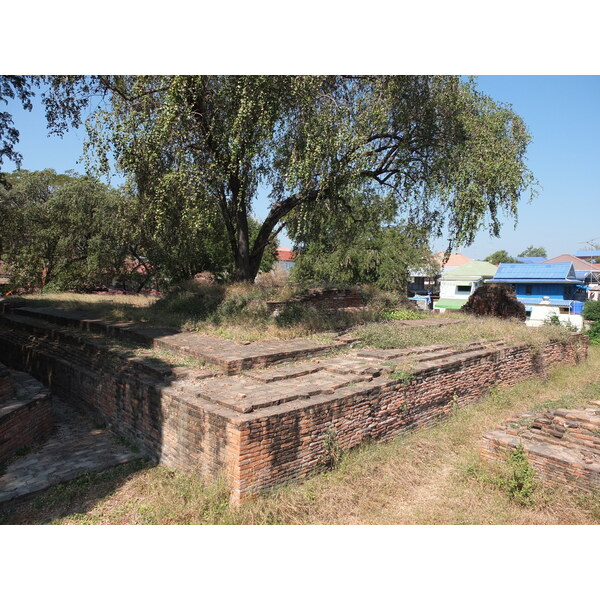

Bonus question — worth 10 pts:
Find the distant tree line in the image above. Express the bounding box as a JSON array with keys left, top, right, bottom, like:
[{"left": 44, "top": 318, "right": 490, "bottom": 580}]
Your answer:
[{"left": 484, "top": 246, "right": 547, "bottom": 264}]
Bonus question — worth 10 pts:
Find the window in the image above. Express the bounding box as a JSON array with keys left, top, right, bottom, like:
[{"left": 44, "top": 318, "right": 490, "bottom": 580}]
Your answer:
[
  {"left": 456, "top": 285, "right": 471, "bottom": 293},
  {"left": 525, "top": 285, "right": 532, "bottom": 295}
]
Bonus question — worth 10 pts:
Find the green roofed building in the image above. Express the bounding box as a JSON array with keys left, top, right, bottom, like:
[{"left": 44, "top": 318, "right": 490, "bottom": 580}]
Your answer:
[{"left": 433, "top": 260, "right": 497, "bottom": 312}]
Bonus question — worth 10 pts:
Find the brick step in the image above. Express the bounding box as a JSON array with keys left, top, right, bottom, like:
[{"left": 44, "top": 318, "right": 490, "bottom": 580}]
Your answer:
[
  {"left": 4, "top": 306, "right": 347, "bottom": 375},
  {"left": 357, "top": 341, "right": 507, "bottom": 371},
  {"left": 243, "top": 362, "right": 324, "bottom": 383},
  {"left": 196, "top": 370, "right": 373, "bottom": 413},
  {"left": 0, "top": 319, "right": 176, "bottom": 384}
]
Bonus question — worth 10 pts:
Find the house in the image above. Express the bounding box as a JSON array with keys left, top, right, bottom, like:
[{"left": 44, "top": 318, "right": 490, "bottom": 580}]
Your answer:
[
  {"left": 433, "top": 260, "right": 497, "bottom": 312},
  {"left": 433, "top": 252, "right": 474, "bottom": 274},
  {"left": 489, "top": 262, "right": 586, "bottom": 330},
  {"left": 275, "top": 248, "right": 295, "bottom": 272},
  {"left": 544, "top": 254, "right": 600, "bottom": 301}
]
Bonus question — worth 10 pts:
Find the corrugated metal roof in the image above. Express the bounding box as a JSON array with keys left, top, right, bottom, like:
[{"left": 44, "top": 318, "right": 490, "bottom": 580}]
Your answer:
[
  {"left": 434, "top": 298, "right": 467, "bottom": 309},
  {"left": 545, "top": 254, "right": 600, "bottom": 271},
  {"left": 517, "top": 297, "right": 573, "bottom": 307},
  {"left": 440, "top": 260, "right": 497, "bottom": 279},
  {"left": 515, "top": 256, "right": 546, "bottom": 264},
  {"left": 492, "top": 262, "right": 579, "bottom": 282},
  {"left": 574, "top": 251, "right": 600, "bottom": 258},
  {"left": 433, "top": 252, "right": 473, "bottom": 267}
]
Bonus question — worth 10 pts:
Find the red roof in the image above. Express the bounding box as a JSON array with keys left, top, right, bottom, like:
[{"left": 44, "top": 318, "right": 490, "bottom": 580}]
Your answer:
[
  {"left": 277, "top": 248, "right": 295, "bottom": 261},
  {"left": 544, "top": 254, "right": 600, "bottom": 271},
  {"left": 433, "top": 252, "right": 473, "bottom": 267}
]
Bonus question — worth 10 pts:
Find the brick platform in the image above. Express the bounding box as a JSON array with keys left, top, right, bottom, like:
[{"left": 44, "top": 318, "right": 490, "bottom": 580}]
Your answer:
[
  {"left": 0, "top": 304, "right": 589, "bottom": 502},
  {"left": 481, "top": 405, "right": 600, "bottom": 493}
]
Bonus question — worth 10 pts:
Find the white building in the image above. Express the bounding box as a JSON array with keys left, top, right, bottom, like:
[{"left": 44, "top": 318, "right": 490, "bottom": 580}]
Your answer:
[{"left": 434, "top": 261, "right": 497, "bottom": 312}]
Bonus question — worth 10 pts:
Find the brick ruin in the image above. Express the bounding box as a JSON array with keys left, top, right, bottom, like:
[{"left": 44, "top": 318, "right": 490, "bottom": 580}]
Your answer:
[
  {"left": 266, "top": 288, "right": 365, "bottom": 314},
  {"left": 481, "top": 406, "right": 600, "bottom": 493},
  {"left": 0, "top": 361, "right": 53, "bottom": 462},
  {"left": 0, "top": 302, "right": 589, "bottom": 502}
]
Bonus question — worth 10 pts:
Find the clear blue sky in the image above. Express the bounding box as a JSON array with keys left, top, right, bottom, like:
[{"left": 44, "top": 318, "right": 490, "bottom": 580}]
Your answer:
[{"left": 3, "top": 76, "right": 599, "bottom": 259}]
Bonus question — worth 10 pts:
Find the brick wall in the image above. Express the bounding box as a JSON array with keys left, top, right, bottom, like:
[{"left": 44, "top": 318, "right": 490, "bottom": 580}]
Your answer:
[
  {"left": 0, "top": 312, "right": 588, "bottom": 501},
  {"left": 0, "top": 364, "right": 13, "bottom": 404},
  {"left": 0, "top": 321, "right": 242, "bottom": 486},
  {"left": 0, "top": 362, "right": 53, "bottom": 462},
  {"left": 267, "top": 288, "right": 364, "bottom": 313},
  {"left": 232, "top": 338, "right": 588, "bottom": 499}
]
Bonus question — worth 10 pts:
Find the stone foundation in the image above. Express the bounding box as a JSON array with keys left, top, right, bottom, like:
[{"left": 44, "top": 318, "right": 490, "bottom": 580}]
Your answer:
[
  {"left": 0, "top": 305, "right": 589, "bottom": 502},
  {"left": 481, "top": 405, "right": 600, "bottom": 494}
]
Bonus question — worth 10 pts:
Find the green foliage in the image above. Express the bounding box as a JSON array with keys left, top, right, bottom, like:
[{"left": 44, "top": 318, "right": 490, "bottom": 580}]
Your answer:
[
  {"left": 502, "top": 445, "right": 537, "bottom": 506},
  {"left": 0, "top": 169, "right": 127, "bottom": 290},
  {"left": 291, "top": 222, "right": 439, "bottom": 291},
  {"left": 43, "top": 75, "right": 537, "bottom": 282},
  {"left": 544, "top": 314, "right": 578, "bottom": 332},
  {"left": 389, "top": 369, "right": 414, "bottom": 383},
  {"left": 380, "top": 308, "right": 426, "bottom": 321},
  {"left": 0, "top": 76, "right": 34, "bottom": 187},
  {"left": 484, "top": 249, "right": 518, "bottom": 264},
  {"left": 583, "top": 300, "right": 600, "bottom": 321},
  {"left": 518, "top": 245, "right": 547, "bottom": 258},
  {"left": 586, "top": 320, "right": 600, "bottom": 346}
]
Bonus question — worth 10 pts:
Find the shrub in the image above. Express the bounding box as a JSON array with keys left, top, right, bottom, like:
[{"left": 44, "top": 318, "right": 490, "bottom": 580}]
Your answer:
[
  {"left": 586, "top": 320, "right": 600, "bottom": 345},
  {"left": 583, "top": 300, "right": 600, "bottom": 321},
  {"left": 461, "top": 283, "right": 526, "bottom": 320}
]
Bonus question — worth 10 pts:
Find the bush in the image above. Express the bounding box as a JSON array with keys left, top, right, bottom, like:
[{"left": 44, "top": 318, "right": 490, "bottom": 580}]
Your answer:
[
  {"left": 583, "top": 300, "right": 600, "bottom": 321},
  {"left": 461, "top": 283, "right": 526, "bottom": 320},
  {"left": 586, "top": 320, "right": 600, "bottom": 345}
]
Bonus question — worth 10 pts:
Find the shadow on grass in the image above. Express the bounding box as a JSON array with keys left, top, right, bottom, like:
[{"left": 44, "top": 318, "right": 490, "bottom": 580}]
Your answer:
[{"left": 0, "top": 458, "right": 150, "bottom": 525}]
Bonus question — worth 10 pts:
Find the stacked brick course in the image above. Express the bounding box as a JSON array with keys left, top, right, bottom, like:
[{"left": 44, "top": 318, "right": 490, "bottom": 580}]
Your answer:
[
  {"left": 0, "top": 362, "right": 53, "bottom": 462},
  {"left": 0, "top": 306, "right": 588, "bottom": 502},
  {"left": 266, "top": 288, "right": 365, "bottom": 313},
  {"left": 481, "top": 406, "right": 600, "bottom": 493}
]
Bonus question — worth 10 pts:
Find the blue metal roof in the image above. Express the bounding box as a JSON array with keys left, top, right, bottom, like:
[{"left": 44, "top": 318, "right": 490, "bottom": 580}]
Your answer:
[
  {"left": 491, "top": 262, "right": 581, "bottom": 283},
  {"left": 517, "top": 297, "right": 573, "bottom": 307},
  {"left": 515, "top": 256, "right": 546, "bottom": 264},
  {"left": 574, "top": 251, "right": 600, "bottom": 258}
]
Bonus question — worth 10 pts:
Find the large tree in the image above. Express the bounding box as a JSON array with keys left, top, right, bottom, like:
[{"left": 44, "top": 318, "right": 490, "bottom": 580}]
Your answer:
[{"left": 42, "top": 75, "right": 537, "bottom": 282}]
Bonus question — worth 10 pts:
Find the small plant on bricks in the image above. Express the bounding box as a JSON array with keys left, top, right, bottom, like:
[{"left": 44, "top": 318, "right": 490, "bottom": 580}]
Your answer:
[
  {"left": 320, "top": 428, "right": 343, "bottom": 469},
  {"left": 502, "top": 444, "right": 537, "bottom": 506}
]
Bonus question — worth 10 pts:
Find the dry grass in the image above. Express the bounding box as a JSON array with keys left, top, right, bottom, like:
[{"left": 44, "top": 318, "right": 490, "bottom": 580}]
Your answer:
[
  {"left": 4, "top": 347, "right": 600, "bottom": 526},
  {"left": 15, "top": 287, "right": 389, "bottom": 341},
  {"left": 353, "top": 311, "right": 576, "bottom": 350}
]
